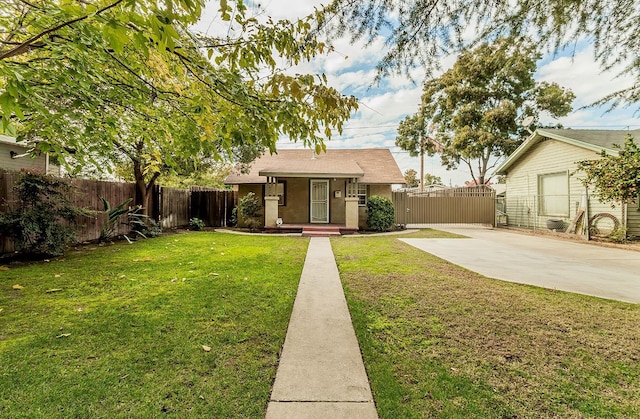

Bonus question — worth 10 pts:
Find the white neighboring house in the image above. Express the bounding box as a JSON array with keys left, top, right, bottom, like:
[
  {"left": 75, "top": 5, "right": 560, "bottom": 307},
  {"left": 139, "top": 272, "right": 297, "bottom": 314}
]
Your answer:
[{"left": 0, "top": 134, "right": 61, "bottom": 175}]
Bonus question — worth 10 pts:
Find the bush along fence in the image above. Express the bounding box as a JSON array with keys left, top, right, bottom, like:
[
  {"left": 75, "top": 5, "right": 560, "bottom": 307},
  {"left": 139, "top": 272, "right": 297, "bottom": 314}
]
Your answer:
[{"left": 0, "top": 171, "right": 237, "bottom": 254}]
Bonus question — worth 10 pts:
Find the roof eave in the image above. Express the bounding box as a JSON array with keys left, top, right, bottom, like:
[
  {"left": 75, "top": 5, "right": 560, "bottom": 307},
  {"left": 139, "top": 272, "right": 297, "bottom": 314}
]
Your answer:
[
  {"left": 538, "top": 129, "right": 618, "bottom": 155},
  {"left": 496, "top": 129, "right": 618, "bottom": 175},
  {"left": 225, "top": 177, "right": 405, "bottom": 185},
  {"left": 258, "top": 170, "right": 364, "bottom": 178}
]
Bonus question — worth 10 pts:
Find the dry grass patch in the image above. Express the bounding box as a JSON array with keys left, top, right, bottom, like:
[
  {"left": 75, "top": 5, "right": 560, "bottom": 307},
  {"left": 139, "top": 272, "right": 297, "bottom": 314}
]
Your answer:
[{"left": 332, "top": 232, "right": 640, "bottom": 418}]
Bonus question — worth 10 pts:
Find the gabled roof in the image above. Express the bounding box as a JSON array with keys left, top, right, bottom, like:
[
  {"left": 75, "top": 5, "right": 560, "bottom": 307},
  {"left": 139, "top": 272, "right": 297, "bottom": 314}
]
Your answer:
[
  {"left": 495, "top": 128, "right": 639, "bottom": 174},
  {"left": 225, "top": 148, "right": 405, "bottom": 184}
]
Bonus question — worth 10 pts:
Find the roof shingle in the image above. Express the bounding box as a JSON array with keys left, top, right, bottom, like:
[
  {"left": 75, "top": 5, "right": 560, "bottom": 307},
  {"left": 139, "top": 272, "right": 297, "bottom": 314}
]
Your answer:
[{"left": 225, "top": 148, "right": 405, "bottom": 184}]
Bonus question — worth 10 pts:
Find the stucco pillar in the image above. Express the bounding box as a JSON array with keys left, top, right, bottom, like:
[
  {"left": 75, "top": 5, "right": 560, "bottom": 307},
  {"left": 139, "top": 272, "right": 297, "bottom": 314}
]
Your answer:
[
  {"left": 264, "top": 196, "right": 280, "bottom": 227},
  {"left": 345, "top": 197, "right": 359, "bottom": 229},
  {"left": 263, "top": 176, "right": 280, "bottom": 228}
]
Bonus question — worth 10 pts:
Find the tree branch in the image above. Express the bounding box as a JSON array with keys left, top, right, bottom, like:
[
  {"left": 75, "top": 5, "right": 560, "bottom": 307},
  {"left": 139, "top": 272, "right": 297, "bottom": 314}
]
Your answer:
[
  {"left": 0, "top": 0, "right": 126, "bottom": 60},
  {"left": 18, "top": 0, "right": 44, "bottom": 10},
  {"left": 103, "top": 49, "right": 180, "bottom": 98},
  {"left": 112, "top": 136, "right": 136, "bottom": 161},
  {"left": 146, "top": 171, "right": 162, "bottom": 194}
]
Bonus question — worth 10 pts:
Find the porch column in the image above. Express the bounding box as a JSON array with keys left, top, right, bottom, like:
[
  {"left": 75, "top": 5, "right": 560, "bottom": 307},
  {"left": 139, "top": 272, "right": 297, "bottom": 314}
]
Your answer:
[
  {"left": 345, "top": 178, "right": 359, "bottom": 229},
  {"left": 264, "top": 177, "right": 279, "bottom": 227}
]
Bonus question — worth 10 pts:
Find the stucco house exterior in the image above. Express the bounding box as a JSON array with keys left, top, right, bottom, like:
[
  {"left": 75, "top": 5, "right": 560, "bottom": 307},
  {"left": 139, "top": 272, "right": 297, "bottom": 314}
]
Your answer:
[
  {"left": 225, "top": 148, "right": 405, "bottom": 231},
  {"left": 0, "top": 134, "right": 61, "bottom": 175},
  {"left": 495, "top": 128, "right": 640, "bottom": 238}
]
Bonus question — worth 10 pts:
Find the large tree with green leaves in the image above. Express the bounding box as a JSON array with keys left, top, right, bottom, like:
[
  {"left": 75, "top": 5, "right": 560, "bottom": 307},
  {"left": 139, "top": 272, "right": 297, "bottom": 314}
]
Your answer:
[
  {"left": 395, "top": 113, "right": 437, "bottom": 191},
  {"left": 576, "top": 135, "right": 640, "bottom": 205},
  {"left": 403, "top": 168, "right": 419, "bottom": 188},
  {"left": 424, "top": 173, "right": 443, "bottom": 186},
  {"left": 418, "top": 38, "right": 574, "bottom": 185},
  {"left": 322, "top": 0, "right": 639, "bottom": 106},
  {"left": 0, "top": 0, "right": 358, "bottom": 210}
]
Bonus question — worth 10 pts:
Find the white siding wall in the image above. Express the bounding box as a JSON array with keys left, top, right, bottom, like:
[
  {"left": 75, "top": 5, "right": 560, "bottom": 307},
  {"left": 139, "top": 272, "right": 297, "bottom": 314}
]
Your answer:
[
  {"left": 0, "top": 143, "right": 61, "bottom": 176},
  {"left": 627, "top": 202, "right": 640, "bottom": 237},
  {"left": 504, "top": 138, "right": 626, "bottom": 232}
]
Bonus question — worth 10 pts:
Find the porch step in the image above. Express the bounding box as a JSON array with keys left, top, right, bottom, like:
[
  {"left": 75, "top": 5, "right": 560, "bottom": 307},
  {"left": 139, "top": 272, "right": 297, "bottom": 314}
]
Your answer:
[
  {"left": 301, "top": 226, "right": 342, "bottom": 237},
  {"left": 302, "top": 231, "right": 342, "bottom": 237}
]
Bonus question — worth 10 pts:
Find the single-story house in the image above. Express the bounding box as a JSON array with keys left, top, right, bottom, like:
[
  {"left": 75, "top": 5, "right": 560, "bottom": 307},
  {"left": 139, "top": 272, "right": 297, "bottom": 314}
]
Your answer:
[
  {"left": 225, "top": 148, "right": 405, "bottom": 231},
  {"left": 0, "top": 134, "right": 61, "bottom": 176},
  {"left": 495, "top": 128, "right": 640, "bottom": 237}
]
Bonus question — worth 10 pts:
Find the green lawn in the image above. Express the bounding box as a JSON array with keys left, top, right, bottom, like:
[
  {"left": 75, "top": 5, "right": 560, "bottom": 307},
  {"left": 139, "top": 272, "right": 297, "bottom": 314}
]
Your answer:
[
  {"left": 4, "top": 229, "right": 640, "bottom": 418},
  {"left": 0, "top": 232, "right": 308, "bottom": 417},
  {"left": 332, "top": 231, "right": 640, "bottom": 418}
]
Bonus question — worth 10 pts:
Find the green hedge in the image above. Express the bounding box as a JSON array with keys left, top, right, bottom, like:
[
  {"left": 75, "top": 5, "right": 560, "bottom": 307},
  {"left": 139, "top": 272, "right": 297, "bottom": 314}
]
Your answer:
[{"left": 366, "top": 195, "right": 395, "bottom": 232}]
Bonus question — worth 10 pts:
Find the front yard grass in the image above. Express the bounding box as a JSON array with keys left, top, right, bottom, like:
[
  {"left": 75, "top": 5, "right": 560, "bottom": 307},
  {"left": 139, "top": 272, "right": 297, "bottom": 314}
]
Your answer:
[
  {"left": 0, "top": 232, "right": 308, "bottom": 417},
  {"left": 332, "top": 230, "right": 640, "bottom": 418}
]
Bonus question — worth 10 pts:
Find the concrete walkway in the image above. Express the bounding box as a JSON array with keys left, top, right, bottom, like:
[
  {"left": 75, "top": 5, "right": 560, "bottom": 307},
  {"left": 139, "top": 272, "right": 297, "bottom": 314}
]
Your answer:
[
  {"left": 266, "top": 237, "right": 377, "bottom": 418},
  {"left": 402, "top": 226, "right": 640, "bottom": 303}
]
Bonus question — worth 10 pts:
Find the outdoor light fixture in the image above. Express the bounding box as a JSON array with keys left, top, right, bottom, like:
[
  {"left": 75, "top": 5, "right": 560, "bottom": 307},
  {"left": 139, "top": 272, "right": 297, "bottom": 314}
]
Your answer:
[{"left": 10, "top": 150, "right": 29, "bottom": 159}]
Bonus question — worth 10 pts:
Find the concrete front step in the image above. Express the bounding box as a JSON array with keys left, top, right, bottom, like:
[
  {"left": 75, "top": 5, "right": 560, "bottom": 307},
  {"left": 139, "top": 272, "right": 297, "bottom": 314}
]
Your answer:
[
  {"left": 302, "top": 226, "right": 342, "bottom": 237},
  {"left": 302, "top": 231, "right": 342, "bottom": 237}
]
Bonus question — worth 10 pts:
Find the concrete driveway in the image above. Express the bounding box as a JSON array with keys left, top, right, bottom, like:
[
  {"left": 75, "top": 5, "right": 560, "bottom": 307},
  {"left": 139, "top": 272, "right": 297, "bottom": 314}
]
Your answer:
[{"left": 401, "top": 226, "right": 640, "bottom": 304}]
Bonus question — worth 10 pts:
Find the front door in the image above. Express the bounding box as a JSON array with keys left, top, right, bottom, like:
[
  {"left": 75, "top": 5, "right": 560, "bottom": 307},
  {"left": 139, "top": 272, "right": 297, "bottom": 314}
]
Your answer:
[{"left": 310, "top": 180, "right": 329, "bottom": 223}]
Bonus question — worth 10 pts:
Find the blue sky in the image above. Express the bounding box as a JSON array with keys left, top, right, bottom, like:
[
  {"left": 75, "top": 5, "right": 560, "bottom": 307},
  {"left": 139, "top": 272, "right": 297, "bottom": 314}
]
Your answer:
[{"left": 194, "top": 1, "right": 639, "bottom": 186}]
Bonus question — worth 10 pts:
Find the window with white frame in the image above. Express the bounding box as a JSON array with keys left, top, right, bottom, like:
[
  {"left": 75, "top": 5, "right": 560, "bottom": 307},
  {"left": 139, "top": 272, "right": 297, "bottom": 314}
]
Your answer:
[
  {"left": 538, "top": 172, "right": 569, "bottom": 216},
  {"left": 357, "top": 184, "right": 368, "bottom": 206}
]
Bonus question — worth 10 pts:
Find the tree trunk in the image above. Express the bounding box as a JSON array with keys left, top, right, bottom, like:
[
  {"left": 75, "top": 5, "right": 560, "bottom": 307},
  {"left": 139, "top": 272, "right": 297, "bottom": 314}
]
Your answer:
[{"left": 133, "top": 159, "right": 149, "bottom": 215}]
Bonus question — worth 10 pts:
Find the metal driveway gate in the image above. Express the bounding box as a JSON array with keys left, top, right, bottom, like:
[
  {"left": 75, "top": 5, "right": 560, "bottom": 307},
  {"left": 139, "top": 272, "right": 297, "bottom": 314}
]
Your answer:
[{"left": 393, "top": 186, "right": 496, "bottom": 226}]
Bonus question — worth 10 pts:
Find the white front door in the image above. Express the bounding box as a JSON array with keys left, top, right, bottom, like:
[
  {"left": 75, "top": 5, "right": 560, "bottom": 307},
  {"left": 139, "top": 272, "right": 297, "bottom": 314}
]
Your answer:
[{"left": 310, "top": 180, "right": 329, "bottom": 223}]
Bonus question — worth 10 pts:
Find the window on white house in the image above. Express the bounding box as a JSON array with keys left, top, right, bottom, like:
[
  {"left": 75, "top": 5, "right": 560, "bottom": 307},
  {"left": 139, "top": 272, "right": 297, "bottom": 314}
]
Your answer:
[
  {"left": 538, "top": 172, "right": 569, "bottom": 216},
  {"left": 357, "top": 184, "right": 368, "bottom": 206}
]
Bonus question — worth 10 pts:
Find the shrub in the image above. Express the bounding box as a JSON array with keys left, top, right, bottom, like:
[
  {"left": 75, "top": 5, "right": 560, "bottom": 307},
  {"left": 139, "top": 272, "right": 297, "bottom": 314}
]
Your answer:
[
  {"left": 189, "top": 217, "right": 205, "bottom": 231},
  {"left": 366, "top": 195, "right": 395, "bottom": 232},
  {"left": 98, "top": 197, "right": 133, "bottom": 242},
  {"left": 126, "top": 206, "right": 162, "bottom": 240},
  {"left": 228, "top": 207, "right": 238, "bottom": 227},
  {"left": 0, "top": 170, "right": 83, "bottom": 257},
  {"left": 609, "top": 226, "right": 629, "bottom": 243},
  {"left": 239, "top": 192, "right": 262, "bottom": 231}
]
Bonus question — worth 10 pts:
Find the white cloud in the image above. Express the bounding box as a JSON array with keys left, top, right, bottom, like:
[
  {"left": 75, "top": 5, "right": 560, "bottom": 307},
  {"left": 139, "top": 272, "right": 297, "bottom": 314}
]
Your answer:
[
  {"left": 535, "top": 47, "right": 639, "bottom": 128},
  {"left": 329, "top": 69, "right": 379, "bottom": 94},
  {"left": 537, "top": 47, "right": 635, "bottom": 108},
  {"left": 358, "top": 89, "right": 422, "bottom": 123}
]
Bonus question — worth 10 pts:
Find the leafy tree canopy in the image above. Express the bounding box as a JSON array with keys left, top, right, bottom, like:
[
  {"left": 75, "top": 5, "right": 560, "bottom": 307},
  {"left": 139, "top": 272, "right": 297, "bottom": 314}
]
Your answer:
[
  {"left": 420, "top": 37, "right": 574, "bottom": 185},
  {"left": 403, "top": 168, "right": 419, "bottom": 188},
  {"left": 576, "top": 135, "right": 640, "bottom": 205},
  {"left": 424, "top": 173, "right": 443, "bottom": 186},
  {"left": 395, "top": 112, "right": 440, "bottom": 191},
  {"left": 323, "top": 0, "right": 639, "bottom": 106},
  {"left": 396, "top": 113, "right": 437, "bottom": 158},
  {"left": 0, "top": 0, "right": 358, "bottom": 209},
  {"left": 116, "top": 157, "right": 233, "bottom": 189}
]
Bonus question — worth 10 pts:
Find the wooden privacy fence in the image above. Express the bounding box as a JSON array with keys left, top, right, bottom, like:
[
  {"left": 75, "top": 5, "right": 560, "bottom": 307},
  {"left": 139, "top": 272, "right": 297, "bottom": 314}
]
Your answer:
[
  {"left": 0, "top": 171, "right": 237, "bottom": 253},
  {"left": 157, "top": 187, "right": 236, "bottom": 229},
  {"left": 393, "top": 186, "right": 496, "bottom": 226},
  {"left": 72, "top": 179, "right": 137, "bottom": 242},
  {"left": 158, "top": 187, "right": 191, "bottom": 229},
  {"left": 0, "top": 172, "right": 136, "bottom": 252},
  {"left": 190, "top": 188, "right": 236, "bottom": 228}
]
